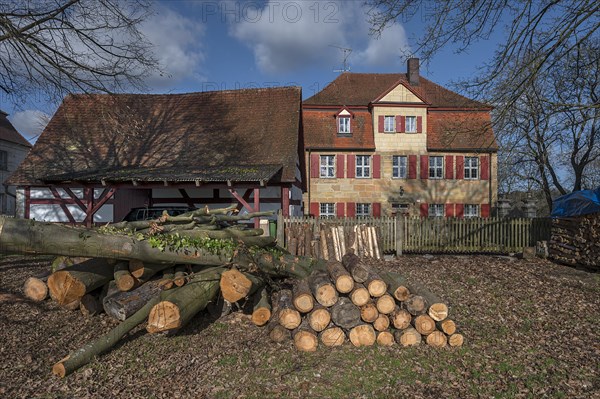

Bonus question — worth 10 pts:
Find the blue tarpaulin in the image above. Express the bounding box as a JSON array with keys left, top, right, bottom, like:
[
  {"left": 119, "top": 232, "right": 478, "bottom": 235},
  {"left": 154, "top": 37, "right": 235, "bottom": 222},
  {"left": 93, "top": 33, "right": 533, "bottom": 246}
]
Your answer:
[{"left": 551, "top": 187, "right": 600, "bottom": 217}]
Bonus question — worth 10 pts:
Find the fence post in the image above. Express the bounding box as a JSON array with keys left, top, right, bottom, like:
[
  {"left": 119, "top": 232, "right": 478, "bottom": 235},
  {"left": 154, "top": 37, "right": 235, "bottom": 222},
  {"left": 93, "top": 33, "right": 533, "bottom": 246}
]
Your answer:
[
  {"left": 277, "top": 210, "right": 285, "bottom": 247},
  {"left": 395, "top": 216, "right": 403, "bottom": 256}
]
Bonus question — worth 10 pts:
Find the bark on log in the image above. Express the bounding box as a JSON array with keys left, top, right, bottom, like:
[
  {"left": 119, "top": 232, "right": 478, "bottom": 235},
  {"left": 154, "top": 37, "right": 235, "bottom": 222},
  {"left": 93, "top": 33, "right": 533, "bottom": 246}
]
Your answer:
[
  {"left": 207, "top": 295, "right": 232, "bottom": 319},
  {"left": 266, "top": 291, "right": 291, "bottom": 343},
  {"left": 376, "top": 331, "right": 395, "bottom": 346},
  {"left": 448, "top": 333, "right": 464, "bottom": 347},
  {"left": 390, "top": 307, "right": 412, "bottom": 330},
  {"left": 114, "top": 261, "right": 137, "bottom": 292},
  {"left": 395, "top": 327, "right": 422, "bottom": 347},
  {"left": 330, "top": 297, "right": 361, "bottom": 330},
  {"left": 308, "top": 304, "right": 331, "bottom": 332},
  {"left": 342, "top": 253, "right": 369, "bottom": 283},
  {"left": 146, "top": 267, "right": 225, "bottom": 334},
  {"left": 292, "top": 278, "right": 314, "bottom": 313},
  {"left": 350, "top": 283, "right": 370, "bottom": 307},
  {"left": 52, "top": 295, "right": 161, "bottom": 378},
  {"left": 47, "top": 258, "right": 114, "bottom": 306},
  {"left": 80, "top": 294, "right": 103, "bottom": 317},
  {"left": 405, "top": 295, "right": 428, "bottom": 316},
  {"left": 426, "top": 331, "right": 447, "bottom": 348},
  {"left": 309, "top": 271, "right": 338, "bottom": 307},
  {"left": 23, "top": 269, "right": 51, "bottom": 302},
  {"left": 380, "top": 271, "right": 411, "bottom": 301},
  {"left": 51, "top": 256, "right": 90, "bottom": 273},
  {"left": 375, "top": 294, "right": 396, "bottom": 315},
  {"left": 348, "top": 324, "right": 376, "bottom": 347},
  {"left": 327, "top": 260, "right": 354, "bottom": 293},
  {"left": 373, "top": 314, "right": 390, "bottom": 332},
  {"left": 293, "top": 318, "right": 318, "bottom": 352},
  {"left": 277, "top": 289, "right": 302, "bottom": 330},
  {"left": 320, "top": 324, "right": 345, "bottom": 347},
  {"left": 360, "top": 301, "right": 379, "bottom": 323},
  {"left": 251, "top": 287, "right": 271, "bottom": 327},
  {"left": 103, "top": 279, "right": 164, "bottom": 321},
  {"left": 413, "top": 314, "right": 436, "bottom": 335},
  {"left": 129, "top": 261, "right": 174, "bottom": 283}
]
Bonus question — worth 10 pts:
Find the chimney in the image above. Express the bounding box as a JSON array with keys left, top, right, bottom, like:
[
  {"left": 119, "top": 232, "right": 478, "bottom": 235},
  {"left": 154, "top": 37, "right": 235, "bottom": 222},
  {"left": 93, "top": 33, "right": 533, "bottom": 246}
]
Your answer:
[{"left": 407, "top": 58, "right": 420, "bottom": 86}]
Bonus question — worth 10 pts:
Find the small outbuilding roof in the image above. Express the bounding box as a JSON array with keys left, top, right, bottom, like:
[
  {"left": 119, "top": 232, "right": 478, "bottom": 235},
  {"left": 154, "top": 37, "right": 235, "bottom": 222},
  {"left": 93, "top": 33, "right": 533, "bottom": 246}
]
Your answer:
[
  {"left": 8, "top": 87, "right": 302, "bottom": 186},
  {"left": 0, "top": 110, "right": 32, "bottom": 148}
]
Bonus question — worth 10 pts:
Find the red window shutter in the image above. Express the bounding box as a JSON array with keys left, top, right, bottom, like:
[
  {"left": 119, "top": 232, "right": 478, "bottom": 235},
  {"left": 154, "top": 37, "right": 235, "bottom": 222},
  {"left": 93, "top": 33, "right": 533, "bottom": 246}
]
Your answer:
[
  {"left": 347, "top": 202, "right": 355, "bottom": 217},
  {"left": 481, "top": 204, "right": 490, "bottom": 218},
  {"left": 401, "top": 116, "right": 406, "bottom": 132},
  {"left": 336, "top": 154, "right": 345, "bottom": 178},
  {"left": 456, "top": 156, "right": 464, "bottom": 179},
  {"left": 347, "top": 155, "right": 355, "bottom": 178},
  {"left": 310, "top": 154, "right": 319, "bottom": 178},
  {"left": 395, "top": 115, "right": 402, "bottom": 133},
  {"left": 378, "top": 115, "right": 384, "bottom": 133},
  {"left": 310, "top": 202, "right": 319, "bottom": 217},
  {"left": 445, "top": 203, "right": 455, "bottom": 217},
  {"left": 417, "top": 116, "right": 423, "bottom": 133},
  {"left": 408, "top": 155, "right": 417, "bottom": 179},
  {"left": 480, "top": 155, "right": 490, "bottom": 180},
  {"left": 445, "top": 155, "right": 454, "bottom": 179},
  {"left": 420, "top": 203, "right": 429, "bottom": 217},
  {"left": 373, "top": 202, "right": 381, "bottom": 217},
  {"left": 336, "top": 202, "right": 345, "bottom": 217},
  {"left": 420, "top": 155, "right": 429, "bottom": 180},
  {"left": 373, "top": 154, "right": 381, "bottom": 178},
  {"left": 455, "top": 203, "right": 464, "bottom": 218}
]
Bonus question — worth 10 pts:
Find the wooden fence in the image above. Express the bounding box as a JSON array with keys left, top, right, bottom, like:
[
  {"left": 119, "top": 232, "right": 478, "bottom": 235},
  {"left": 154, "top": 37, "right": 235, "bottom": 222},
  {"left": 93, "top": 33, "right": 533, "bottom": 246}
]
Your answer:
[{"left": 280, "top": 215, "right": 552, "bottom": 255}]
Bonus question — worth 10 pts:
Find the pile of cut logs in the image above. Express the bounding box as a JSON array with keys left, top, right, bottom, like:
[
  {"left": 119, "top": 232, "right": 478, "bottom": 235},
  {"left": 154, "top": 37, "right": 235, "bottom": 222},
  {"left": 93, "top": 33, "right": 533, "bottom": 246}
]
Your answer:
[
  {"left": 285, "top": 222, "right": 383, "bottom": 260},
  {"left": 549, "top": 212, "right": 600, "bottom": 271},
  {"left": 266, "top": 253, "right": 462, "bottom": 351}
]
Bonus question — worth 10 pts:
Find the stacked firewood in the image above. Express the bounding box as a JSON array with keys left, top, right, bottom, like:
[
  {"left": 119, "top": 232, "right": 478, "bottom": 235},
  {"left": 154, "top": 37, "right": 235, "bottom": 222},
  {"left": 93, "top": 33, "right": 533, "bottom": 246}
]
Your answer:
[
  {"left": 264, "top": 253, "right": 463, "bottom": 351},
  {"left": 549, "top": 213, "right": 600, "bottom": 271},
  {"left": 285, "top": 223, "right": 383, "bottom": 260}
]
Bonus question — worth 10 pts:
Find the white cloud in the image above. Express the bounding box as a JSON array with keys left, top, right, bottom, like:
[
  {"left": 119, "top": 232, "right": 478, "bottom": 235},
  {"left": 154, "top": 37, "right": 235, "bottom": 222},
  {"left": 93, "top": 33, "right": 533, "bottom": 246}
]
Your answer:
[
  {"left": 228, "top": 1, "right": 409, "bottom": 73},
  {"left": 141, "top": 6, "right": 206, "bottom": 88},
  {"left": 8, "top": 110, "right": 49, "bottom": 143}
]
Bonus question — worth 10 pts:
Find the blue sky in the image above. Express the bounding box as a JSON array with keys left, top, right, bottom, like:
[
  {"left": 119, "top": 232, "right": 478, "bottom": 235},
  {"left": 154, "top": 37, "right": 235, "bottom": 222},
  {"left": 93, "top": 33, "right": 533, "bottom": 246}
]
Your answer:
[{"left": 2, "top": 0, "right": 502, "bottom": 143}]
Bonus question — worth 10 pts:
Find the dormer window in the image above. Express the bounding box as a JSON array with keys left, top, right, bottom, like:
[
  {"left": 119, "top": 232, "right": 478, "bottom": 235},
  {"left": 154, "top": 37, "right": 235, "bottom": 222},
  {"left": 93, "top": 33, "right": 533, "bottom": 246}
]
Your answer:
[{"left": 338, "top": 116, "right": 350, "bottom": 134}]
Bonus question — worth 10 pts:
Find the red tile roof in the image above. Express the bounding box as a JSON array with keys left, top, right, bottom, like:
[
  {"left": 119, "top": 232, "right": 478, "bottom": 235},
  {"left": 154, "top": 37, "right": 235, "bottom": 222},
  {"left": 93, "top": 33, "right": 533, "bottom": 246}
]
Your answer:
[
  {"left": 7, "top": 87, "right": 301, "bottom": 185},
  {"left": 0, "top": 111, "right": 32, "bottom": 148},
  {"left": 303, "top": 73, "right": 490, "bottom": 109},
  {"left": 428, "top": 111, "right": 498, "bottom": 151},
  {"left": 303, "top": 109, "right": 375, "bottom": 150}
]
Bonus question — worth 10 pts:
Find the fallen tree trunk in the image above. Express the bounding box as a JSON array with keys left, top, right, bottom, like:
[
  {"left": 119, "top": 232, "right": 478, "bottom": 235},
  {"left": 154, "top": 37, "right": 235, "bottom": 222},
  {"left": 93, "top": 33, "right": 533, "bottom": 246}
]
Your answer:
[
  {"left": 103, "top": 279, "right": 164, "bottom": 321},
  {"left": 342, "top": 253, "right": 369, "bottom": 283},
  {"left": 47, "top": 258, "right": 114, "bottom": 306}
]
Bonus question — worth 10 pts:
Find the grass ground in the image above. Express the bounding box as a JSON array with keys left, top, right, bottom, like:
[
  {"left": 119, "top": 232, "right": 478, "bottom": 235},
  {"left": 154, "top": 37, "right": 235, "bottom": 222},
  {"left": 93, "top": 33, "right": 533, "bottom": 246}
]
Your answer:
[{"left": 0, "top": 254, "right": 598, "bottom": 398}]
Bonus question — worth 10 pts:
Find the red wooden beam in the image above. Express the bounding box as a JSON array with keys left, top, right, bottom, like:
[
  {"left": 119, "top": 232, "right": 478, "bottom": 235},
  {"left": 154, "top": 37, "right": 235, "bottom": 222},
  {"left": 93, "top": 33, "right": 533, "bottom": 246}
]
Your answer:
[
  {"left": 253, "top": 188, "right": 260, "bottom": 228},
  {"left": 24, "top": 186, "right": 30, "bottom": 219},
  {"left": 282, "top": 186, "right": 290, "bottom": 217},
  {"left": 48, "top": 187, "right": 76, "bottom": 224},
  {"left": 228, "top": 188, "right": 254, "bottom": 213},
  {"left": 88, "top": 188, "right": 116, "bottom": 215},
  {"left": 178, "top": 189, "right": 196, "bottom": 208},
  {"left": 235, "top": 189, "right": 253, "bottom": 211},
  {"left": 63, "top": 187, "right": 87, "bottom": 212}
]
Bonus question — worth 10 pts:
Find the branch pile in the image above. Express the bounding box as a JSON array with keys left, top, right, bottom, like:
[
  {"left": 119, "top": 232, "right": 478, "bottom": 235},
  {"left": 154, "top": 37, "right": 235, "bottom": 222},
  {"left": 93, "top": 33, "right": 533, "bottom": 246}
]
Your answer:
[{"left": 549, "top": 213, "right": 600, "bottom": 271}]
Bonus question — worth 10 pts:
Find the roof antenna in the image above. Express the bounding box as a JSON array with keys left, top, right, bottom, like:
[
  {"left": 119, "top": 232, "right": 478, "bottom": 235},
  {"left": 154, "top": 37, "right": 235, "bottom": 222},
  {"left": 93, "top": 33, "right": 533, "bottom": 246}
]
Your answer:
[{"left": 329, "top": 45, "right": 352, "bottom": 73}]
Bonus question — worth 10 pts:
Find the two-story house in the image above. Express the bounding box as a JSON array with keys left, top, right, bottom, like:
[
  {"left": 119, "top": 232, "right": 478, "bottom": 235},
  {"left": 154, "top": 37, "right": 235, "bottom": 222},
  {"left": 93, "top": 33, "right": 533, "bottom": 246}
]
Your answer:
[
  {"left": 303, "top": 59, "right": 498, "bottom": 218},
  {"left": 0, "top": 110, "right": 32, "bottom": 215}
]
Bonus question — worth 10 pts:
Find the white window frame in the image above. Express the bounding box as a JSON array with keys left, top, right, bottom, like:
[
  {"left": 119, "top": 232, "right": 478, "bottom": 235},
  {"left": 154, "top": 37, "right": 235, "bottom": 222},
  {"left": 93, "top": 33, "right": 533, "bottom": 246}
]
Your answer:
[
  {"left": 464, "top": 157, "right": 479, "bottom": 179},
  {"left": 428, "top": 204, "right": 444, "bottom": 218},
  {"left": 464, "top": 204, "right": 480, "bottom": 218},
  {"left": 338, "top": 116, "right": 350, "bottom": 134},
  {"left": 355, "top": 155, "right": 371, "bottom": 178},
  {"left": 320, "top": 155, "right": 335, "bottom": 178},
  {"left": 320, "top": 203, "right": 335, "bottom": 218},
  {"left": 429, "top": 156, "right": 443, "bottom": 179},
  {"left": 384, "top": 116, "right": 395, "bottom": 133},
  {"left": 405, "top": 116, "right": 417, "bottom": 133},
  {"left": 392, "top": 155, "right": 407, "bottom": 179},
  {"left": 356, "top": 203, "right": 371, "bottom": 217},
  {"left": 392, "top": 203, "right": 409, "bottom": 215}
]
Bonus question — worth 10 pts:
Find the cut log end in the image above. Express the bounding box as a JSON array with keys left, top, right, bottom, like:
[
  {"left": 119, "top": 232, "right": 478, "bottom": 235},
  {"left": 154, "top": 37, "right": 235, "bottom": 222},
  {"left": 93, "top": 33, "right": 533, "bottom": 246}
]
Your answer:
[
  {"left": 335, "top": 275, "right": 355, "bottom": 294},
  {"left": 116, "top": 274, "right": 137, "bottom": 292},
  {"left": 278, "top": 308, "right": 302, "bottom": 330},
  {"left": 269, "top": 325, "right": 291, "bottom": 343},
  {"left": 428, "top": 303, "right": 449, "bottom": 322},
  {"left": 314, "top": 284, "right": 338, "bottom": 307},
  {"left": 393, "top": 286, "right": 410, "bottom": 302},
  {"left": 147, "top": 301, "right": 181, "bottom": 333},
  {"left": 406, "top": 295, "right": 427, "bottom": 316},
  {"left": 426, "top": 331, "right": 447, "bottom": 348},
  {"left": 437, "top": 319, "right": 457, "bottom": 335},
  {"left": 47, "top": 271, "right": 86, "bottom": 306},
  {"left": 375, "top": 294, "right": 396, "bottom": 315},
  {"left": 320, "top": 327, "right": 345, "bottom": 347},
  {"left": 373, "top": 314, "right": 390, "bottom": 332},
  {"left": 51, "top": 362, "right": 67, "bottom": 378},
  {"left": 128, "top": 259, "right": 145, "bottom": 278},
  {"left": 23, "top": 277, "right": 48, "bottom": 302},
  {"left": 349, "top": 324, "right": 376, "bottom": 347},
  {"left": 397, "top": 327, "right": 422, "bottom": 347},
  {"left": 448, "top": 333, "right": 464, "bottom": 347},
  {"left": 220, "top": 269, "right": 253, "bottom": 303},
  {"left": 391, "top": 308, "right": 412, "bottom": 330},
  {"left": 360, "top": 302, "right": 379, "bottom": 323},
  {"left": 376, "top": 331, "right": 395, "bottom": 346},
  {"left": 293, "top": 294, "right": 314, "bottom": 314},
  {"left": 350, "top": 285, "right": 370, "bottom": 307},
  {"left": 367, "top": 280, "right": 387, "bottom": 298},
  {"left": 294, "top": 331, "right": 318, "bottom": 352},
  {"left": 251, "top": 308, "right": 272, "bottom": 327},
  {"left": 414, "top": 314, "right": 436, "bottom": 336},
  {"left": 308, "top": 308, "right": 331, "bottom": 332}
]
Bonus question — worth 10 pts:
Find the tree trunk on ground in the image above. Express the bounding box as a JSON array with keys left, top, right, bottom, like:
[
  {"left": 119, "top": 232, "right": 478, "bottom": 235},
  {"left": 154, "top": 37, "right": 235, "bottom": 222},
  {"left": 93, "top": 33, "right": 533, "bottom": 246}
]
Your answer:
[
  {"left": 251, "top": 287, "right": 271, "bottom": 327},
  {"left": 307, "top": 304, "right": 331, "bottom": 332},
  {"left": 276, "top": 289, "right": 301, "bottom": 330},
  {"left": 23, "top": 269, "right": 51, "bottom": 301},
  {"left": 319, "top": 323, "right": 345, "bottom": 346},
  {"left": 348, "top": 324, "right": 376, "bottom": 347},
  {"left": 292, "top": 318, "right": 318, "bottom": 352},
  {"left": 52, "top": 295, "right": 162, "bottom": 378},
  {"left": 309, "top": 271, "right": 338, "bottom": 307},
  {"left": 327, "top": 260, "right": 354, "bottom": 293},
  {"left": 47, "top": 258, "right": 114, "bottom": 306},
  {"left": 342, "top": 253, "right": 369, "bottom": 283},
  {"left": 146, "top": 267, "right": 225, "bottom": 334},
  {"left": 292, "top": 278, "right": 314, "bottom": 313},
  {"left": 330, "top": 297, "right": 361, "bottom": 329},
  {"left": 350, "top": 283, "right": 370, "bottom": 307},
  {"left": 376, "top": 331, "right": 395, "bottom": 346},
  {"left": 114, "top": 261, "right": 137, "bottom": 292},
  {"left": 395, "top": 327, "right": 422, "bottom": 347},
  {"left": 51, "top": 256, "right": 90, "bottom": 273},
  {"left": 103, "top": 279, "right": 164, "bottom": 321}
]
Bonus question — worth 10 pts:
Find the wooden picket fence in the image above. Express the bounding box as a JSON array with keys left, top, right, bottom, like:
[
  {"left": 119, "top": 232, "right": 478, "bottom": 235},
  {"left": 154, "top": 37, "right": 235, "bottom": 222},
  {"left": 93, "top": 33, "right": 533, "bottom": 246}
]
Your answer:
[{"left": 280, "top": 215, "right": 552, "bottom": 255}]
